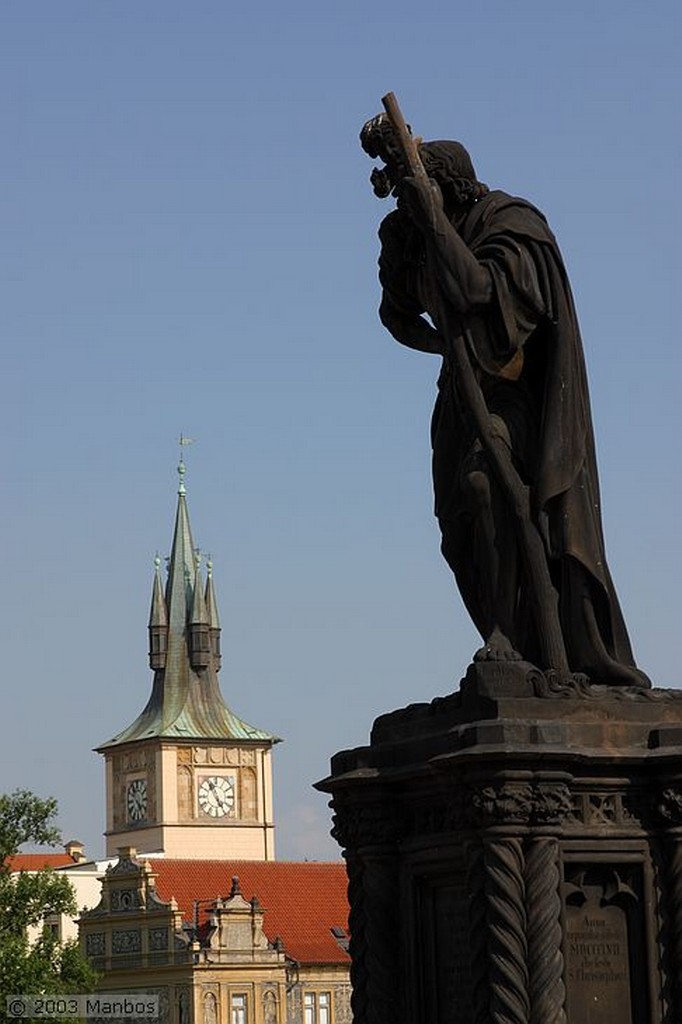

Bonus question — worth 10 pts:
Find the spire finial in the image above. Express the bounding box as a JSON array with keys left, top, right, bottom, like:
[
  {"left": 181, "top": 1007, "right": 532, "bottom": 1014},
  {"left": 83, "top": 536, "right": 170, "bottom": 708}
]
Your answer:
[{"left": 177, "top": 434, "right": 195, "bottom": 495}]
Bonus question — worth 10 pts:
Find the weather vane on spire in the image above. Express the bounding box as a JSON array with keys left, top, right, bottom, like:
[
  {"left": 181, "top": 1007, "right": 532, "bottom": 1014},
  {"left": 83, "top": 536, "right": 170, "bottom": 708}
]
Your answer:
[{"left": 177, "top": 434, "right": 196, "bottom": 495}]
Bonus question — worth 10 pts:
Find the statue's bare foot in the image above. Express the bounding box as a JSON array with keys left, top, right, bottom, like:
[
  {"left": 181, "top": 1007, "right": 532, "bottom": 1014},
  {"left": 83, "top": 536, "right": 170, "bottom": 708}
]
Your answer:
[{"left": 474, "top": 627, "right": 523, "bottom": 662}]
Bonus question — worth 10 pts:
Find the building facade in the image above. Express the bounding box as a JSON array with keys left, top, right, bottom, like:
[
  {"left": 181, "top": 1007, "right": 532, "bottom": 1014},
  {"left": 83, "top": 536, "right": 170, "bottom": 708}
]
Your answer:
[{"left": 79, "top": 850, "right": 351, "bottom": 1024}]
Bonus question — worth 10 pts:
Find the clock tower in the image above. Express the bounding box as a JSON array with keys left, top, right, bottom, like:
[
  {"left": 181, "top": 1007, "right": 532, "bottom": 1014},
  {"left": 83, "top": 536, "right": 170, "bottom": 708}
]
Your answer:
[{"left": 97, "top": 457, "right": 279, "bottom": 859}]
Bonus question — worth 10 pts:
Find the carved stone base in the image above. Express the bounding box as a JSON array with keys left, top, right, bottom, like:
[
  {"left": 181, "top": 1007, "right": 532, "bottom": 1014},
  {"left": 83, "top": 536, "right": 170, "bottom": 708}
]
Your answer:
[{"left": 316, "top": 664, "right": 682, "bottom": 1024}]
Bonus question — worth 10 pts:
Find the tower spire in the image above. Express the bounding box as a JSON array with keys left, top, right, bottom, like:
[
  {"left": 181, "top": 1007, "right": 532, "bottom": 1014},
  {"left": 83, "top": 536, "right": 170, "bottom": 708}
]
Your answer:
[
  {"left": 98, "top": 446, "right": 276, "bottom": 749},
  {"left": 97, "top": 442, "right": 280, "bottom": 861}
]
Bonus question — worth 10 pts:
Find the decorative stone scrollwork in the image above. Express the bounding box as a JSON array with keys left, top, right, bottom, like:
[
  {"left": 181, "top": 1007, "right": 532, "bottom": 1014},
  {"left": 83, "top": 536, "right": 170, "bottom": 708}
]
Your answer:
[
  {"left": 531, "top": 784, "right": 572, "bottom": 826},
  {"left": 531, "top": 671, "right": 592, "bottom": 699},
  {"left": 657, "top": 786, "right": 682, "bottom": 826},
  {"left": 588, "top": 793, "right": 619, "bottom": 824},
  {"left": 85, "top": 932, "right": 105, "bottom": 957},
  {"left": 331, "top": 798, "right": 402, "bottom": 850},
  {"left": 332, "top": 984, "right": 353, "bottom": 1024},
  {"left": 112, "top": 928, "right": 142, "bottom": 954},
  {"left": 533, "top": 671, "right": 682, "bottom": 703},
  {"left": 110, "top": 887, "right": 140, "bottom": 911},
  {"left": 470, "top": 781, "right": 572, "bottom": 830},
  {"left": 148, "top": 927, "right": 169, "bottom": 951},
  {"left": 472, "top": 784, "right": 534, "bottom": 829},
  {"left": 565, "top": 790, "right": 645, "bottom": 831}
]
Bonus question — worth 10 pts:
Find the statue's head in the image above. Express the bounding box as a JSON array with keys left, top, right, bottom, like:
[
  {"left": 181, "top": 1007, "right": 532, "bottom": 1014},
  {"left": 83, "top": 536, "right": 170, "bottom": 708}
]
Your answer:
[
  {"left": 419, "top": 141, "right": 488, "bottom": 206},
  {"left": 360, "top": 115, "right": 488, "bottom": 206},
  {"left": 360, "top": 113, "right": 409, "bottom": 198}
]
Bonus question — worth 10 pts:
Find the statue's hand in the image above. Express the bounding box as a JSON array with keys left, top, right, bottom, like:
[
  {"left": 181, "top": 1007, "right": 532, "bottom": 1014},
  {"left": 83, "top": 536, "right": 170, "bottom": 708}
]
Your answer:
[
  {"left": 379, "top": 296, "right": 444, "bottom": 355},
  {"left": 398, "top": 176, "right": 443, "bottom": 229}
]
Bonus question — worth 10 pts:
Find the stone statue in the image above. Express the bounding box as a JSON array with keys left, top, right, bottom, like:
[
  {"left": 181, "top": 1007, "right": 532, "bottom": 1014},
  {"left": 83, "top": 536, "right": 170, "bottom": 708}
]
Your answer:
[{"left": 361, "top": 98, "right": 649, "bottom": 687}]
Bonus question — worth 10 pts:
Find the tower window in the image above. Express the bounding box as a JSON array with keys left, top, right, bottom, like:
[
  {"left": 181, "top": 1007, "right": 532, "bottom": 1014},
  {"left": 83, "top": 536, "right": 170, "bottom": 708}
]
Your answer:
[{"left": 151, "top": 633, "right": 167, "bottom": 653}]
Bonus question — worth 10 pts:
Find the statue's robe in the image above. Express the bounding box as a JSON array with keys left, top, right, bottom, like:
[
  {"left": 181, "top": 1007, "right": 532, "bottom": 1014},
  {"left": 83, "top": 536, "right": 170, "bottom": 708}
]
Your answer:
[{"left": 379, "top": 190, "right": 649, "bottom": 686}]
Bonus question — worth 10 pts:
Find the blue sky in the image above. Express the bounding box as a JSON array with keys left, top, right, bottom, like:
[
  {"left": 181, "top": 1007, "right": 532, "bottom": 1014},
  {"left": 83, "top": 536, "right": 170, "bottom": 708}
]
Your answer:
[{"left": 2, "top": 1, "right": 680, "bottom": 860}]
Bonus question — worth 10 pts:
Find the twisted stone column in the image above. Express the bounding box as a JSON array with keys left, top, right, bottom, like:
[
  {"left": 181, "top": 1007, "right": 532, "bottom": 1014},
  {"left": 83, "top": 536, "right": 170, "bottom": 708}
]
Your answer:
[
  {"left": 654, "top": 785, "right": 682, "bottom": 1020},
  {"left": 362, "top": 850, "right": 401, "bottom": 1024},
  {"left": 331, "top": 797, "right": 401, "bottom": 1024},
  {"left": 345, "top": 853, "right": 369, "bottom": 1024},
  {"left": 666, "top": 839, "right": 682, "bottom": 1019},
  {"left": 525, "top": 838, "right": 566, "bottom": 1024},
  {"left": 484, "top": 838, "right": 530, "bottom": 1024}
]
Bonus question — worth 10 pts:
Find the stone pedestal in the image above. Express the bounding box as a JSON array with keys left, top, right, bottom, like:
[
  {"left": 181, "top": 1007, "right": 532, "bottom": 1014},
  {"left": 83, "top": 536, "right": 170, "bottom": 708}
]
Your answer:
[{"left": 316, "top": 664, "right": 682, "bottom": 1024}]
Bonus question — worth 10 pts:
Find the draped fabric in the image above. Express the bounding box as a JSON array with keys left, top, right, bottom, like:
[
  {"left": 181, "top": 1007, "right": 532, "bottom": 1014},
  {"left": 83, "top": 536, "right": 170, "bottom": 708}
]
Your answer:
[{"left": 378, "top": 190, "right": 649, "bottom": 686}]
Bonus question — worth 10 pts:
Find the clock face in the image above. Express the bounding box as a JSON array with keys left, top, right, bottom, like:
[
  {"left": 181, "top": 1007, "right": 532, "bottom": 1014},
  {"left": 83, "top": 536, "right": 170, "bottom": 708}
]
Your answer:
[
  {"left": 198, "top": 775, "right": 235, "bottom": 818},
  {"left": 126, "top": 778, "right": 148, "bottom": 822}
]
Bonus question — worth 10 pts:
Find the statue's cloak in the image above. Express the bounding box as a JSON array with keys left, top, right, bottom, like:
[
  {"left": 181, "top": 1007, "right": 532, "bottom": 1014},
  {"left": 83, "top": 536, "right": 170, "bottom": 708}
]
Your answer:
[{"left": 379, "top": 190, "right": 647, "bottom": 684}]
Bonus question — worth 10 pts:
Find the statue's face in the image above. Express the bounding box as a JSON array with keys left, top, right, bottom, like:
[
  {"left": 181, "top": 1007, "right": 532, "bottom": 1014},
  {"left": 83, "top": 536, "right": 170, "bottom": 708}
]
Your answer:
[{"left": 360, "top": 113, "right": 407, "bottom": 198}]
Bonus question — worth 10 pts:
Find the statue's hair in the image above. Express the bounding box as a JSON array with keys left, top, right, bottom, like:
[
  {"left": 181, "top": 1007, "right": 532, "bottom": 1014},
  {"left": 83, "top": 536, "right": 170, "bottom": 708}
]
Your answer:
[
  {"left": 360, "top": 117, "right": 489, "bottom": 204},
  {"left": 419, "top": 141, "right": 489, "bottom": 205}
]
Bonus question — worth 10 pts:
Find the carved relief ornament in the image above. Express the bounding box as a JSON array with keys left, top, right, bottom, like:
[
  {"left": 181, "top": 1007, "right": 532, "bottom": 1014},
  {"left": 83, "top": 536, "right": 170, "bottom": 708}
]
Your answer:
[{"left": 331, "top": 799, "right": 403, "bottom": 850}]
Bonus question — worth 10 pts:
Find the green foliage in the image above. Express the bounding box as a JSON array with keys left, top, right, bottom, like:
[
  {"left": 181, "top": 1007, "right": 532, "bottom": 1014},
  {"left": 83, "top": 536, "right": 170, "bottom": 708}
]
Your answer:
[
  {"left": 0, "top": 872, "right": 77, "bottom": 939},
  {"left": 0, "top": 933, "right": 98, "bottom": 1002},
  {"left": 0, "top": 791, "right": 98, "bottom": 1021},
  {"left": 0, "top": 792, "right": 61, "bottom": 863}
]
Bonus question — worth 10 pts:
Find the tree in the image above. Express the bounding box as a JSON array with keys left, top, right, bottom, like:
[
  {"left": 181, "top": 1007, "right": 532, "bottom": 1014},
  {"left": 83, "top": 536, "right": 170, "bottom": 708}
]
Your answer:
[{"left": 0, "top": 791, "right": 97, "bottom": 1018}]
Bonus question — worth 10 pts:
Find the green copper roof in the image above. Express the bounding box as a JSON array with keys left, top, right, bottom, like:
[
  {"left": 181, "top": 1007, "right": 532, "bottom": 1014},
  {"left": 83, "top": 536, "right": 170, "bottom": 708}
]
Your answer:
[{"left": 97, "top": 462, "right": 278, "bottom": 750}]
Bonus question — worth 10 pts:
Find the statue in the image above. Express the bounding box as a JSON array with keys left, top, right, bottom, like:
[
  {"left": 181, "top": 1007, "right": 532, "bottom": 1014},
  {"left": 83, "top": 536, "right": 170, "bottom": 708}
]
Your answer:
[{"left": 362, "top": 95, "right": 649, "bottom": 687}]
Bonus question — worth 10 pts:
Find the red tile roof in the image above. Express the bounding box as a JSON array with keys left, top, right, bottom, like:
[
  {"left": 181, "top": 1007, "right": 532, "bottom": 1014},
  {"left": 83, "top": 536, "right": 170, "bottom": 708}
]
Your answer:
[
  {"left": 7, "top": 853, "right": 74, "bottom": 871},
  {"left": 150, "top": 860, "right": 350, "bottom": 965}
]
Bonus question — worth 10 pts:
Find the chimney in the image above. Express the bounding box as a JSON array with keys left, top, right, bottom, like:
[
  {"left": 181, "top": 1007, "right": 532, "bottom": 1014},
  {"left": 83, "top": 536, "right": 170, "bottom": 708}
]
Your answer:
[{"left": 64, "top": 839, "right": 86, "bottom": 863}]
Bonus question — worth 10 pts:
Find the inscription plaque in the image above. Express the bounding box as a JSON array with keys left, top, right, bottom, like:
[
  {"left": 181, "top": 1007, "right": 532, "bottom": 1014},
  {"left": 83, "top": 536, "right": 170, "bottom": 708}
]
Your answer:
[{"left": 564, "top": 865, "right": 647, "bottom": 1023}]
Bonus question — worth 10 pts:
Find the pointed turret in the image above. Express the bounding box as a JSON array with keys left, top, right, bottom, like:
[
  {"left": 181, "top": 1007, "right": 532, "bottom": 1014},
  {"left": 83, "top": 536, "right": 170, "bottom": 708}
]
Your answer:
[
  {"left": 148, "top": 555, "right": 169, "bottom": 670},
  {"left": 188, "top": 556, "right": 211, "bottom": 670},
  {"left": 205, "top": 558, "right": 222, "bottom": 672}
]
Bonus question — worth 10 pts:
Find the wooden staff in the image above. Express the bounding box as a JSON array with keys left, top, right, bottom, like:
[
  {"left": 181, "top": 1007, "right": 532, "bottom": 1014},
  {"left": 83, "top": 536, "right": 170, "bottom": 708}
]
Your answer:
[{"left": 381, "top": 91, "right": 569, "bottom": 674}]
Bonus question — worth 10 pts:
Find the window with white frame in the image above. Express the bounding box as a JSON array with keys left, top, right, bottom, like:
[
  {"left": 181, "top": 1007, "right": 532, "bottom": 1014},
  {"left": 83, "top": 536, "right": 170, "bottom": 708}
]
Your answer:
[
  {"left": 231, "top": 993, "right": 247, "bottom": 1024},
  {"left": 303, "top": 992, "right": 330, "bottom": 1024}
]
